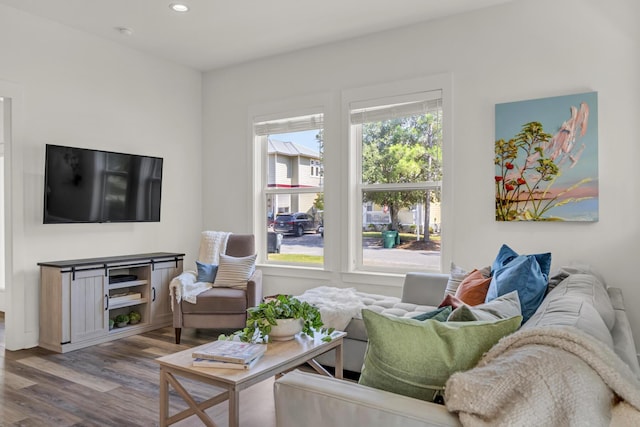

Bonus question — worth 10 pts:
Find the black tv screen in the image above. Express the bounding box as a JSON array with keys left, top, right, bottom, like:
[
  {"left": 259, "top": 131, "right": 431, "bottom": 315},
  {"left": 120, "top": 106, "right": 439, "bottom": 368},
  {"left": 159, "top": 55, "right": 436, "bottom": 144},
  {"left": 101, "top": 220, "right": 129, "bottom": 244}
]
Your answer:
[{"left": 43, "top": 144, "right": 163, "bottom": 223}]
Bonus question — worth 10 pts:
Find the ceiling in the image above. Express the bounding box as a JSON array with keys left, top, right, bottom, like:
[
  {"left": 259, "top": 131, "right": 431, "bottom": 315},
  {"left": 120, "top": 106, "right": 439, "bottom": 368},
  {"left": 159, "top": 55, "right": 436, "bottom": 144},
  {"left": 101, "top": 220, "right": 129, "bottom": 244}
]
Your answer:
[{"left": 0, "top": 0, "right": 513, "bottom": 71}]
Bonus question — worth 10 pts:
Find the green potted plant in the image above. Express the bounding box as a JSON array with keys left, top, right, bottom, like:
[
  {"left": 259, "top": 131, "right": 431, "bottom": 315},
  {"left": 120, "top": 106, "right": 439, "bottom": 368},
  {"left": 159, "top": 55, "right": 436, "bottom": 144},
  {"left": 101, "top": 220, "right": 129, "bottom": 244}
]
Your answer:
[
  {"left": 226, "top": 295, "right": 334, "bottom": 343},
  {"left": 114, "top": 313, "right": 129, "bottom": 327},
  {"left": 128, "top": 310, "right": 141, "bottom": 325}
]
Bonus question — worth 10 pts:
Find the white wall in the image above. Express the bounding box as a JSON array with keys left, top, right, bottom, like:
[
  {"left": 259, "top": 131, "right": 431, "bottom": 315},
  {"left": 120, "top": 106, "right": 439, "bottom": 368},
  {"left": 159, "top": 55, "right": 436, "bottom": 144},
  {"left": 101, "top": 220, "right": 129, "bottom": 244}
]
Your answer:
[
  {"left": 0, "top": 5, "right": 203, "bottom": 349},
  {"left": 203, "top": 0, "right": 640, "bottom": 346}
]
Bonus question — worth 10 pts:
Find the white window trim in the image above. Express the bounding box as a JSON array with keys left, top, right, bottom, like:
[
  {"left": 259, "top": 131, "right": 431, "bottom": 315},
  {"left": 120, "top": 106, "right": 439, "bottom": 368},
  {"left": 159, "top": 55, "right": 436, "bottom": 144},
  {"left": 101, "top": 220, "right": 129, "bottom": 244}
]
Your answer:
[
  {"left": 342, "top": 73, "right": 453, "bottom": 274},
  {"left": 249, "top": 93, "right": 334, "bottom": 269}
]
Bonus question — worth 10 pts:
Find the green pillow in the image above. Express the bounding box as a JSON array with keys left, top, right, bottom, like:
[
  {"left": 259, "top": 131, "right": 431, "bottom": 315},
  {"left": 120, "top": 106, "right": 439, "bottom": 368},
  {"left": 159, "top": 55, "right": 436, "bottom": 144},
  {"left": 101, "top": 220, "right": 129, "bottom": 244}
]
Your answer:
[
  {"left": 358, "top": 309, "right": 522, "bottom": 402},
  {"left": 412, "top": 305, "right": 452, "bottom": 321}
]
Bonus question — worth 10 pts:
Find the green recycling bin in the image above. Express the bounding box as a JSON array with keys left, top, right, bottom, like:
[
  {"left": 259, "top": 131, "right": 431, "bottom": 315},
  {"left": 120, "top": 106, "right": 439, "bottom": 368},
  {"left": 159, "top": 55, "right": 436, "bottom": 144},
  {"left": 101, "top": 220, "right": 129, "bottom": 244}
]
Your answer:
[{"left": 382, "top": 230, "right": 399, "bottom": 248}]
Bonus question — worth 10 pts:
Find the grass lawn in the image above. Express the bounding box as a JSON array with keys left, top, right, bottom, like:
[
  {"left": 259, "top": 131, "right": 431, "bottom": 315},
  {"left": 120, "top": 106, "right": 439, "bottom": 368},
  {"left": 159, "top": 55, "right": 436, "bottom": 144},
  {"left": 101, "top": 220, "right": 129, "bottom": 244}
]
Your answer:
[{"left": 267, "top": 254, "right": 324, "bottom": 264}]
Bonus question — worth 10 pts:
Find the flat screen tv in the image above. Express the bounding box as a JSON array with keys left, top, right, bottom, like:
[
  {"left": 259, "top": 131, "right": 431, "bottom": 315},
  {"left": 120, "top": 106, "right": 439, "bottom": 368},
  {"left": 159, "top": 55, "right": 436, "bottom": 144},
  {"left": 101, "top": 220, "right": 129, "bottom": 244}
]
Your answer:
[{"left": 43, "top": 144, "right": 163, "bottom": 224}]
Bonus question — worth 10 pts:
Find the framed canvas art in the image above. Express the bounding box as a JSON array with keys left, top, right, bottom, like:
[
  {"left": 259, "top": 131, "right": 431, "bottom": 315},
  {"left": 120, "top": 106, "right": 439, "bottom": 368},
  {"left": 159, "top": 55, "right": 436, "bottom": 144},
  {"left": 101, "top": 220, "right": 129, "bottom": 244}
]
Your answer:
[{"left": 495, "top": 92, "right": 598, "bottom": 221}]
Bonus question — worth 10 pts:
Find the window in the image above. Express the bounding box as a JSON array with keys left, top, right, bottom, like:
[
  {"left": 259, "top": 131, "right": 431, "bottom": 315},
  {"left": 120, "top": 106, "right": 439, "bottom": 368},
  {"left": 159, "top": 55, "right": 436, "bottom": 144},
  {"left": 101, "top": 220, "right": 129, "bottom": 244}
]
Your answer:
[
  {"left": 349, "top": 89, "right": 444, "bottom": 272},
  {"left": 254, "top": 113, "right": 324, "bottom": 265}
]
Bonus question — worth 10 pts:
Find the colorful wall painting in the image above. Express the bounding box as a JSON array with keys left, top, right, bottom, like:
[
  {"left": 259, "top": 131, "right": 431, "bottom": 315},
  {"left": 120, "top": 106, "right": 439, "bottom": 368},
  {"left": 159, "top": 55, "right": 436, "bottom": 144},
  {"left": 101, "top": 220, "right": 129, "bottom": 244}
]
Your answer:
[{"left": 495, "top": 92, "right": 598, "bottom": 221}]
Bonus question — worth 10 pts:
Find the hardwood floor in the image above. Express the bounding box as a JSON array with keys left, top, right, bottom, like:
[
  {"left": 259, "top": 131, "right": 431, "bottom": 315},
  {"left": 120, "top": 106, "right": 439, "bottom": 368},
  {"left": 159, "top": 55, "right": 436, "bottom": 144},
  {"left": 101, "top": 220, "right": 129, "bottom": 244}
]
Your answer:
[{"left": 0, "top": 315, "right": 276, "bottom": 426}]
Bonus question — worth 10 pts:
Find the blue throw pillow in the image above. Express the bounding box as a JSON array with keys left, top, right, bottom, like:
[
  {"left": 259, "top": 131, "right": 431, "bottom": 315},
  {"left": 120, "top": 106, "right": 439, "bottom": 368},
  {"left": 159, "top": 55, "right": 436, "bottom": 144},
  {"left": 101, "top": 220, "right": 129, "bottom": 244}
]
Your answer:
[
  {"left": 485, "top": 244, "right": 551, "bottom": 323},
  {"left": 491, "top": 244, "right": 552, "bottom": 278},
  {"left": 196, "top": 261, "right": 218, "bottom": 283}
]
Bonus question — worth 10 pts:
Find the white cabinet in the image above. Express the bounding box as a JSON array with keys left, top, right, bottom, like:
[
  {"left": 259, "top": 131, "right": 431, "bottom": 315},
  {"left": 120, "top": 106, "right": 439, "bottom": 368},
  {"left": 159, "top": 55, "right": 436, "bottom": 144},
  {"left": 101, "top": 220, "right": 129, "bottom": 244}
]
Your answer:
[
  {"left": 150, "top": 258, "right": 182, "bottom": 327},
  {"left": 39, "top": 252, "right": 184, "bottom": 353},
  {"left": 70, "top": 268, "right": 108, "bottom": 343}
]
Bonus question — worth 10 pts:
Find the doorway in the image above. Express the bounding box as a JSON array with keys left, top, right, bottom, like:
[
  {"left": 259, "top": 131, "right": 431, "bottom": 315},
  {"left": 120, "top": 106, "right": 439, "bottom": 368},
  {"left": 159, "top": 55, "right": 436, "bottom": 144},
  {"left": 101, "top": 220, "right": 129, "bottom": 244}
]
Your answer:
[
  {"left": 0, "top": 98, "right": 5, "bottom": 312},
  {"left": 0, "top": 97, "right": 6, "bottom": 346}
]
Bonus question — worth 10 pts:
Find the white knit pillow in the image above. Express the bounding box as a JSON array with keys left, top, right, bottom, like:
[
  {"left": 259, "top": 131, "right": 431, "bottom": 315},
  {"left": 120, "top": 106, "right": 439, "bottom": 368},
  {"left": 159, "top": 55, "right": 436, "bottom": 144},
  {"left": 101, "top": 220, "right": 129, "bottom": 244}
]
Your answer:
[{"left": 213, "top": 254, "right": 257, "bottom": 288}]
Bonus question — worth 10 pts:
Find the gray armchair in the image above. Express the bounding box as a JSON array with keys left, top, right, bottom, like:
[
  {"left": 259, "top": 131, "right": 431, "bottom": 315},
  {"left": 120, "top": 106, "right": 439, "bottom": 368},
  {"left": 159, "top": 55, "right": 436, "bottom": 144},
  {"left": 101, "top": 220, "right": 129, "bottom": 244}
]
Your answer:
[{"left": 172, "top": 233, "right": 262, "bottom": 344}]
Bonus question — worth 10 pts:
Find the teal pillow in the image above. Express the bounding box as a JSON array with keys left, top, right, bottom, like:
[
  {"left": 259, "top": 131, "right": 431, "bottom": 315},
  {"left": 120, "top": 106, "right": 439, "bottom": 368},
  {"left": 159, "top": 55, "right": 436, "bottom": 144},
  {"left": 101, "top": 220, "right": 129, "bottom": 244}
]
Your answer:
[
  {"left": 412, "top": 306, "right": 452, "bottom": 321},
  {"left": 448, "top": 291, "right": 521, "bottom": 322},
  {"left": 196, "top": 261, "right": 218, "bottom": 283},
  {"left": 358, "top": 309, "right": 522, "bottom": 402},
  {"left": 486, "top": 244, "right": 551, "bottom": 323}
]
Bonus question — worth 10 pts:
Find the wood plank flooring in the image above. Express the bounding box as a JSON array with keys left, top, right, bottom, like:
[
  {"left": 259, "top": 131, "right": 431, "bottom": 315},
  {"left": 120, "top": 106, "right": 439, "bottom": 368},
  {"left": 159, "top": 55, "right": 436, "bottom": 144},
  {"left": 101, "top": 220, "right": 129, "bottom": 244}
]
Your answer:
[{"left": 0, "top": 314, "right": 276, "bottom": 426}]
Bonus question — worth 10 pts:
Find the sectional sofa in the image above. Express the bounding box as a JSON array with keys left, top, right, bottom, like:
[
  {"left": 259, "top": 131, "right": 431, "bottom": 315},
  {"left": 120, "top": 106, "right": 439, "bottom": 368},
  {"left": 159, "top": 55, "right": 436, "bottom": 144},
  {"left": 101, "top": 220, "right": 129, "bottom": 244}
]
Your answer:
[{"left": 275, "top": 268, "right": 640, "bottom": 426}]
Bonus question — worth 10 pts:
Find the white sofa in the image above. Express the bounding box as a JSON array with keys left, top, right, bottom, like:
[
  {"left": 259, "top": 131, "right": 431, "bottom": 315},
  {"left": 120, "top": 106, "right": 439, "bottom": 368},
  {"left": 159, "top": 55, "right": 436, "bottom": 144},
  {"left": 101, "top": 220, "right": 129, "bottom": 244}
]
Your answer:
[{"left": 274, "top": 270, "right": 640, "bottom": 426}]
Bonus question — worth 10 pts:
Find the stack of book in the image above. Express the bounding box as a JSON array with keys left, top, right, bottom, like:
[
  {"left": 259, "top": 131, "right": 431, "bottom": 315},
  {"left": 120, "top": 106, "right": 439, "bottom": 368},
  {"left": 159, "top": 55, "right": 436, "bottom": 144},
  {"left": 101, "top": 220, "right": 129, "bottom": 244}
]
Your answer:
[{"left": 191, "top": 340, "right": 267, "bottom": 370}]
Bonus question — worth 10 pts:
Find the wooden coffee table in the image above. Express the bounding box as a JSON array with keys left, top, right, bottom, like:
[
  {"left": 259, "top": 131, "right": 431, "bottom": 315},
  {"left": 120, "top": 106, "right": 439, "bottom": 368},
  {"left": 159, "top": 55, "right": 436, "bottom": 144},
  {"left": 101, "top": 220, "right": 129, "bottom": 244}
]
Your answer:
[{"left": 156, "top": 331, "right": 346, "bottom": 427}]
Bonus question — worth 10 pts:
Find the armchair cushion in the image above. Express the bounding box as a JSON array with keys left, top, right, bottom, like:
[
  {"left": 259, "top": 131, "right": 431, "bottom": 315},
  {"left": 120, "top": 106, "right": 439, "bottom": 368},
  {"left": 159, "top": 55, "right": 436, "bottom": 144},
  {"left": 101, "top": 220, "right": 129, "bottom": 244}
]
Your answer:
[
  {"left": 180, "top": 287, "right": 248, "bottom": 314},
  {"left": 213, "top": 253, "right": 257, "bottom": 288}
]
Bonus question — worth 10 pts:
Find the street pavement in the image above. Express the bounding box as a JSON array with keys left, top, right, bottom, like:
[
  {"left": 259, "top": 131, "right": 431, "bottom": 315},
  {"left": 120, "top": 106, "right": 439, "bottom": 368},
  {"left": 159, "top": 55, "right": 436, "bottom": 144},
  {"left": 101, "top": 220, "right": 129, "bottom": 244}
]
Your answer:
[{"left": 278, "top": 233, "right": 441, "bottom": 270}]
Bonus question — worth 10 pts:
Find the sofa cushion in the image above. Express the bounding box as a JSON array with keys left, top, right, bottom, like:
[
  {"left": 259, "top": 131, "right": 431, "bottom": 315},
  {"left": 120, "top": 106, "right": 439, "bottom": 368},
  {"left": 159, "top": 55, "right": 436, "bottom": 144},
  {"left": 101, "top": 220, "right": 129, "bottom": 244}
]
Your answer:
[
  {"left": 353, "top": 291, "right": 437, "bottom": 319},
  {"left": 548, "top": 273, "right": 615, "bottom": 330},
  {"left": 359, "top": 309, "right": 522, "bottom": 402},
  {"left": 486, "top": 244, "right": 551, "bottom": 323},
  {"left": 448, "top": 291, "right": 521, "bottom": 322},
  {"left": 455, "top": 269, "right": 492, "bottom": 306},
  {"left": 608, "top": 287, "right": 640, "bottom": 376},
  {"left": 522, "top": 289, "right": 614, "bottom": 349}
]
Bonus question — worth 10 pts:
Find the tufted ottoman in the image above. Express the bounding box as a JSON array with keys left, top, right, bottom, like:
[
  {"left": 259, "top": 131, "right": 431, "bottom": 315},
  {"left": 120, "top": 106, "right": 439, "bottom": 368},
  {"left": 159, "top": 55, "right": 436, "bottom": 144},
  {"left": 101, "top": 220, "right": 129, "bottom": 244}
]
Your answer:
[{"left": 300, "top": 273, "right": 450, "bottom": 373}]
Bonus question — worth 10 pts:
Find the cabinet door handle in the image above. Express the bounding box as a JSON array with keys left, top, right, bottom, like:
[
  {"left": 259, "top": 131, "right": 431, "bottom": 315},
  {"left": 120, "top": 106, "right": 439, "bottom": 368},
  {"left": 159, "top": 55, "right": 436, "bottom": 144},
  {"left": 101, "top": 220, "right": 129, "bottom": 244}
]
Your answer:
[
  {"left": 105, "top": 294, "right": 109, "bottom": 311},
  {"left": 152, "top": 287, "right": 156, "bottom": 302}
]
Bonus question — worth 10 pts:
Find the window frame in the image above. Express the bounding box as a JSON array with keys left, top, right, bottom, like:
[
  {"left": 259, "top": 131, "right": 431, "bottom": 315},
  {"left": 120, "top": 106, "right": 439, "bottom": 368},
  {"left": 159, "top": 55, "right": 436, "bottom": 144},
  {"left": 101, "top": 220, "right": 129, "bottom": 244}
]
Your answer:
[
  {"left": 342, "top": 74, "right": 453, "bottom": 274},
  {"left": 251, "top": 104, "right": 327, "bottom": 268}
]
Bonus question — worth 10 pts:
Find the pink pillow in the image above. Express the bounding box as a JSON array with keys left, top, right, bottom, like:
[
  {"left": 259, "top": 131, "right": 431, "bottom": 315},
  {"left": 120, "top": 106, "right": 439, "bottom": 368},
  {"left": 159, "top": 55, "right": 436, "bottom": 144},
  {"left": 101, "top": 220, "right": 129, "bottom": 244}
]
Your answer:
[{"left": 438, "top": 293, "right": 464, "bottom": 309}]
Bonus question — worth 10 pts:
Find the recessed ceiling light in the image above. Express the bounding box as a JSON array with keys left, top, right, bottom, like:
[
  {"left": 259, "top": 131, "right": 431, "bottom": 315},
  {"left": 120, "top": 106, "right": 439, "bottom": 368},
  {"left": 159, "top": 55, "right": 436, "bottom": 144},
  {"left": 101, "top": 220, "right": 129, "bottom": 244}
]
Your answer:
[
  {"left": 115, "top": 27, "right": 134, "bottom": 36},
  {"left": 169, "top": 3, "right": 189, "bottom": 12}
]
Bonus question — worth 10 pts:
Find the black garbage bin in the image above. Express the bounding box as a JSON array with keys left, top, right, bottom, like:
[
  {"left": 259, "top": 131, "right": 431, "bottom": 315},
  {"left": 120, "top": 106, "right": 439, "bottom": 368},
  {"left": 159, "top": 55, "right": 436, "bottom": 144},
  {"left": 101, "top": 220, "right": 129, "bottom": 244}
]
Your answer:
[{"left": 267, "top": 231, "right": 282, "bottom": 253}]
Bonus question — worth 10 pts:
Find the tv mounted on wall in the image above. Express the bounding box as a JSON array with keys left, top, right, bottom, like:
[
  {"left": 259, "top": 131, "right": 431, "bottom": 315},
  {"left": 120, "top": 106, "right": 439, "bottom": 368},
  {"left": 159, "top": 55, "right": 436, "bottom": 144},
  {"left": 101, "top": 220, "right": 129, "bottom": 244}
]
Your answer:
[{"left": 43, "top": 144, "right": 163, "bottom": 224}]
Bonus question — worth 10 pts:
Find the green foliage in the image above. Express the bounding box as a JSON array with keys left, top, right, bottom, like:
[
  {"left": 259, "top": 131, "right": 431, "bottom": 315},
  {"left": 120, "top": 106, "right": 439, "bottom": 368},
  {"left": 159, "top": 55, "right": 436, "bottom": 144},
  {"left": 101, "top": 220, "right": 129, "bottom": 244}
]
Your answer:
[
  {"left": 224, "top": 295, "right": 334, "bottom": 343},
  {"left": 128, "top": 311, "right": 141, "bottom": 322},
  {"left": 313, "top": 193, "right": 324, "bottom": 210},
  {"left": 114, "top": 314, "right": 129, "bottom": 324},
  {"left": 361, "top": 113, "right": 442, "bottom": 230}
]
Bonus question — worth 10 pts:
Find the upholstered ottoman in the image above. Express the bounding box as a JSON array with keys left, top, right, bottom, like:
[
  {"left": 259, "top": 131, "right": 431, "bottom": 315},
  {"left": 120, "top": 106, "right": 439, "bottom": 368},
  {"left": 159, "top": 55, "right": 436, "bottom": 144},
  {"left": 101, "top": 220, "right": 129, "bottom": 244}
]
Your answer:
[{"left": 298, "top": 273, "right": 449, "bottom": 373}]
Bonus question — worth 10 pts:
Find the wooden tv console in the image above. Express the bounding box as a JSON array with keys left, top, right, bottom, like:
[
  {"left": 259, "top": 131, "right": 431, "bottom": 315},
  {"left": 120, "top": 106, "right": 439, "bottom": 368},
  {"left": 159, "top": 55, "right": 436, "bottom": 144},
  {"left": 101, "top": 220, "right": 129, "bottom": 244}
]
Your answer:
[{"left": 38, "top": 252, "right": 184, "bottom": 353}]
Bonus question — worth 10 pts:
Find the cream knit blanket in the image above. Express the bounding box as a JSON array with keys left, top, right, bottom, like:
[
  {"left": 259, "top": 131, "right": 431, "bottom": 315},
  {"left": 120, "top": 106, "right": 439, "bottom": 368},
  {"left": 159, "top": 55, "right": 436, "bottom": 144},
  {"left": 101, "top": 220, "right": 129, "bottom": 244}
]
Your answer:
[
  {"left": 296, "top": 286, "right": 367, "bottom": 331},
  {"left": 169, "top": 231, "right": 230, "bottom": 309},
  {"left": 445, "top": 326, "right": 640, "bottom": 427}
]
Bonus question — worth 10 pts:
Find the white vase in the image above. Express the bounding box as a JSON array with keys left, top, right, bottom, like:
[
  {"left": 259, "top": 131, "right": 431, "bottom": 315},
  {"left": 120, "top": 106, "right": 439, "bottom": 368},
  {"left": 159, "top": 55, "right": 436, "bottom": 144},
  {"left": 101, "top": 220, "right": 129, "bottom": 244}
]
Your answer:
[{"left": 269, "top": 318, "right": 303, "bottom": 341}]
